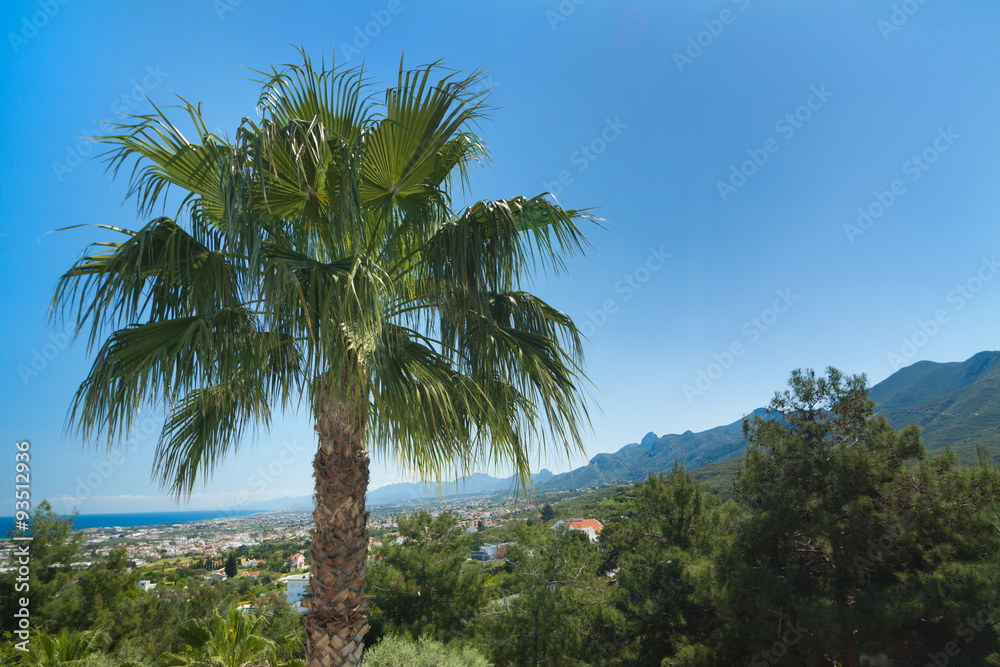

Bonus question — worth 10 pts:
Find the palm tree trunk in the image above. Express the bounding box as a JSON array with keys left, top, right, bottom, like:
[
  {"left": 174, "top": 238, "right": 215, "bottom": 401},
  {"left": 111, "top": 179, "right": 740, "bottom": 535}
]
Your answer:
[{"left": 304, "top": 389, "right": 371, "bottom": 667}]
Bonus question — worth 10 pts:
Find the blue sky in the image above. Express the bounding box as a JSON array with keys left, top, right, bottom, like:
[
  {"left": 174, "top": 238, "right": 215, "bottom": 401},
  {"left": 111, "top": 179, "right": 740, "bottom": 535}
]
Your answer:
[{"left": 2, "top": 0, "right": 999, "bottom": 514}]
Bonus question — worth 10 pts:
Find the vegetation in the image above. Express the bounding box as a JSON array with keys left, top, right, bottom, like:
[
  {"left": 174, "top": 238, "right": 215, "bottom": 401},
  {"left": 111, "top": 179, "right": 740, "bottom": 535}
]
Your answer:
[
  {"left": 19, "top": 628, "right": 110, "bottom": 667},
  {"left": 367, "top": 511, "right": 485, "bottom": 645},
  {"left": 368, "top": 371, "right": 1000, "bottom": 664},
  {"left": 6, "top": 365, "right": 998, "bottom": 665},
  {"left": 2, "top": 505, "right": 307, "bottom": 665},
  {"left": 51, "top": 51, "right": 595, "bottom": 666},
  {"left": 161, "top": 605, "right": 285, "bottom": 667},
  {"left": 361, "top": 635, "right": 489, "bottom": 667}
]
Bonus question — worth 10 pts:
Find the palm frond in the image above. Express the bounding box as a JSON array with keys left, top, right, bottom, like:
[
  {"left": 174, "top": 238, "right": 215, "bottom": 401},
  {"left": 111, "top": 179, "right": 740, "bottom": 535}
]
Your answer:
[
  {"left": 95, "top": 96, "right": 237, "bottom": 222},
  {"left": 368, "top": 324, "right": 530, "bottom": 481},
  {"left": 67, "top": 307, "right": 262, "bottom": 448},
  {"left": 51, "top": 217, "right": 240, "bottom": 351}
]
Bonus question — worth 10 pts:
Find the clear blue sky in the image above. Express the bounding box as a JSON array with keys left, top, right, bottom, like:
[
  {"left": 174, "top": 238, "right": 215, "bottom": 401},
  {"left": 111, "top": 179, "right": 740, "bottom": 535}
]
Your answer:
[{"left": 2, "top": 0, "right": 999, "bottom": 514}]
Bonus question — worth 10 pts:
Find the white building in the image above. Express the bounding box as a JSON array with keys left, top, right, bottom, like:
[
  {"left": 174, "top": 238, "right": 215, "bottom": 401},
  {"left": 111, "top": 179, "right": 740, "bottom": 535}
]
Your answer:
[
  {"left": 471, "top": 542, "right": 512, "bottom": 562},
  {"left": 281, "top": 573, "right": 310, "bottom": 613},
  {"left": 136, "top": 580, "right": 156, "bottom": 592}
]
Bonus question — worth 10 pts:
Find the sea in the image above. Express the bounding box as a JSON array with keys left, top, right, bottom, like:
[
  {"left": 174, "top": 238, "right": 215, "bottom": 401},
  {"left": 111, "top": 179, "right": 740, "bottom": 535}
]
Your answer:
[{"left": 1, "top": 509, "right": 264, "bottom": 533}]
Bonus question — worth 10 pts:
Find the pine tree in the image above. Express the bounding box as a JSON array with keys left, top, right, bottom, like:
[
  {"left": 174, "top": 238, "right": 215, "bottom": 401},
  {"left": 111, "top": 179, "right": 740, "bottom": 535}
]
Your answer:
[
  {"left": 224, "top": 554, "right": 238, "bottom": 579},
  {"left": 367, "top": 511, "right": 485, "bottom": 644},
  {"left": 713, "top": 368, "right": 1000, "bottom": 665}
]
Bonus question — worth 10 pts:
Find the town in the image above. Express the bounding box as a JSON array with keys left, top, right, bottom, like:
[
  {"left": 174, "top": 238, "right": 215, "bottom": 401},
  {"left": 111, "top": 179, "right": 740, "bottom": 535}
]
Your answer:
[{"left": 0, "top": 486, "right": 612, "bottom": 615}]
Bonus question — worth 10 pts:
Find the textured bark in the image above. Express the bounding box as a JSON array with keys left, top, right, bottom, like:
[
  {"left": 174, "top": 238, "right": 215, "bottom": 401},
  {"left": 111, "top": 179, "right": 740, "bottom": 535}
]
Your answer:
[{"left": 304, "top": 385, "right": 371, "bottom": 667}]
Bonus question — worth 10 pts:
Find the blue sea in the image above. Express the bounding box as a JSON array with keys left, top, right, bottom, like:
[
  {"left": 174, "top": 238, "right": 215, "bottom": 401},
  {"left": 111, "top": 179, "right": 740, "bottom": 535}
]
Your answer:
[{"left": 2, "top": 509, "right": 264, "bottom": 533}]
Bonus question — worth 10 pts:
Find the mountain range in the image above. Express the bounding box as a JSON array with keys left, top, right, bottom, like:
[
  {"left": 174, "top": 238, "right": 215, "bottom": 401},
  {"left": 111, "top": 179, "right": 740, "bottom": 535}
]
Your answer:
[
  {"left": 532, "top": 350, "right": 1000, "bottom": 493},
  {"left": 246, "top": 352, "right": 1000, "bottom": 507},
  {"left": 365, "top": 469, "right": 555, "bottom": 505}
]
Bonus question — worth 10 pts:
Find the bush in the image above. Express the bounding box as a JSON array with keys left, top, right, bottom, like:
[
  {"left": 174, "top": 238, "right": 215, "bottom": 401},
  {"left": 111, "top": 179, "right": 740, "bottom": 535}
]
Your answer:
[{"left": 362, "top": 635, "right": 490, "bottom": 667}]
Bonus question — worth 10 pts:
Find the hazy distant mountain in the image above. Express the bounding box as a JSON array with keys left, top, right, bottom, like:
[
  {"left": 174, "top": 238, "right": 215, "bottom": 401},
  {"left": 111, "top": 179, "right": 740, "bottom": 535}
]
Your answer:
[
  {"left": 237, "top": 469, "right": 556, "bottom": 510},
  {"left": 242, "top": 352, "right": 1000, "bottom": 507},
  {"left": 535, "top": 351, "right": 1000, "bottom": 492},
  {"left": 237, "top": 495, "right": 314, "bottom": 511},
  {"left": 365, "top": 469, "right": 556, "bottom": 505}
]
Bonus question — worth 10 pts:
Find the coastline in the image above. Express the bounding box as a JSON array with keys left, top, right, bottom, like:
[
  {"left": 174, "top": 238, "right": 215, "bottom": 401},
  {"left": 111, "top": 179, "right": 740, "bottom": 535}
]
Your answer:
[{"left": 1, "top": 508, "right": 269, "bottom": 533}]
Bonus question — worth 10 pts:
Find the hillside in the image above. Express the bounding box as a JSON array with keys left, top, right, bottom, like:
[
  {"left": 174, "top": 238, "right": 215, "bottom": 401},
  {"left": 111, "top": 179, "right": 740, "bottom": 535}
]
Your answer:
[
  {"left": 873, "top": 351, "right": 1000, "bottom": 462},
  {"left": 366, "top": 469, "right": 554, "bottom": 505},
  {"left": 358, "top": 352, "right": 1000, "bottom": 502},
  {"left": 534, "top": 351, "right": 1000, "bottom": 492}
]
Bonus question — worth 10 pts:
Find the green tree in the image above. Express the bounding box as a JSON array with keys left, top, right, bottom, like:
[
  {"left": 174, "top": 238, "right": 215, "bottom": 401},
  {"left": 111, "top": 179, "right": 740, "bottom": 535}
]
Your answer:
[
  {"left": 539, "top": 503, "right": 556, "bottom": 522},
  {"left": 224, "top": 553, "right": 238, "bottom": 579},
  {"left": 596, "top": 465, "right": 716, "bottom": 665},
  {"left": 476, "top": 523, "right": 611, "bottom": 666},
  {"left": 978, "top": 446, "right": 1000, "bottom": 532},
  {"left": 52, "top": 51, "right": 594, "bottom": 666},
  {"left": 362, "top": 634, "right": 489, "bottom": 667},
  {"left": 20, "top": 628, "right": 110, "bottom": 667},
  {"left": 0, "top": 501, "right": 85, "bottom": 635},
  {"left": 161, "top": 605, "right": 279, "bottom": 667},
  {"left": 367, "top": 511, "right": 485, "bottom": 645},
  {"left": 55, "top": 545, "right": 139, "bottom": 633},
  {"left": 713, "top": 368, "right": 1000, "bottom": 666}
]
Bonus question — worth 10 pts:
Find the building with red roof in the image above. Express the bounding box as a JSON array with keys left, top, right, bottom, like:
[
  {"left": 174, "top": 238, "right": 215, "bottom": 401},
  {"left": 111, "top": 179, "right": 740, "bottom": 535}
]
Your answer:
[{"left": 553, "top": 518, "right": 604, "bottom": 543}]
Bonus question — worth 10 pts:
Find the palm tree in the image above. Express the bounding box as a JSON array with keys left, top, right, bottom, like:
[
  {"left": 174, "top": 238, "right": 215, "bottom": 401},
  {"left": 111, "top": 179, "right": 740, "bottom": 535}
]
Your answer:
[
  {"left": 21, "top": 628, "right": 110, "bottom": 667},
  {"left": 161, "top": 605, "right": 283, "bottom": 667},
  {"left": 52, "top": 50, "right": 594, "bottom": 666}
]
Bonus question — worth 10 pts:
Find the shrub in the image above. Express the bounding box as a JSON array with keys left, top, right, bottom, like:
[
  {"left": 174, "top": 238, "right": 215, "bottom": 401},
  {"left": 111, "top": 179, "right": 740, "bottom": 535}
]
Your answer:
[{"left": 362, "top": 634, "right": 490, "bottom": 667}]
